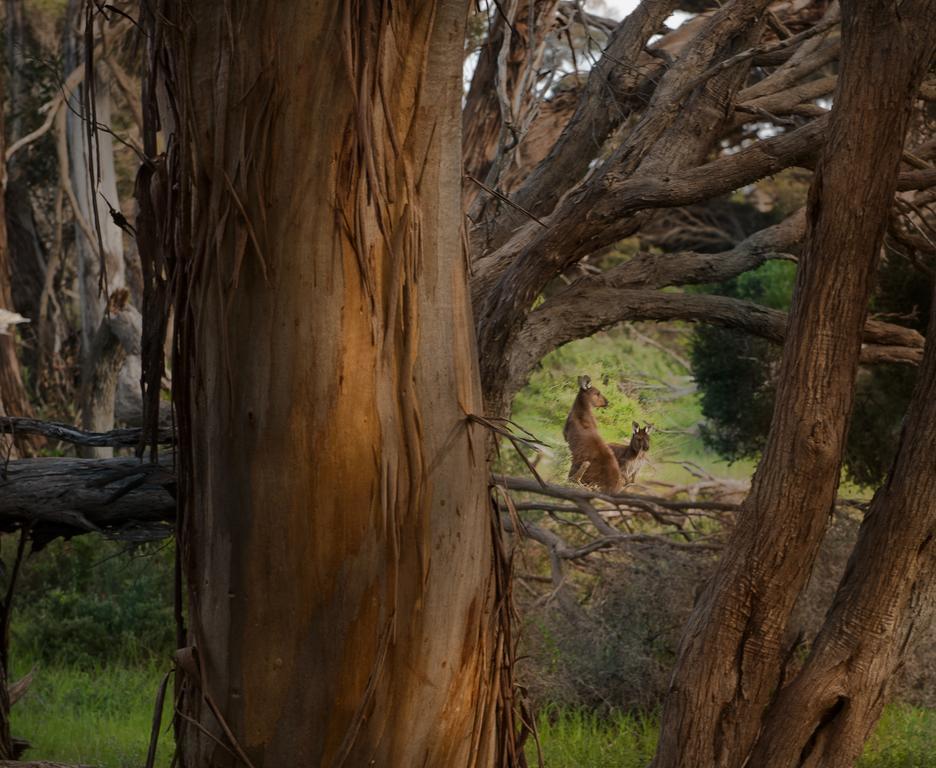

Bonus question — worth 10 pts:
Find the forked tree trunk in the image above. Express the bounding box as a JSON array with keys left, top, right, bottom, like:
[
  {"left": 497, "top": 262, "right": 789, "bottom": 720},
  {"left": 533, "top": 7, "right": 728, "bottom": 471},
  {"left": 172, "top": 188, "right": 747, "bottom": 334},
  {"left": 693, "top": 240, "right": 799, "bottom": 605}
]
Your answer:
[
  {"left": 652, "top": 2, "right": 936, "bottom": 767},
  {"left": 162, "top": 2, "right": 504, "bottom": 766},
  {"left": 747, "top": 284, "right": 936, "bottom": 768}
]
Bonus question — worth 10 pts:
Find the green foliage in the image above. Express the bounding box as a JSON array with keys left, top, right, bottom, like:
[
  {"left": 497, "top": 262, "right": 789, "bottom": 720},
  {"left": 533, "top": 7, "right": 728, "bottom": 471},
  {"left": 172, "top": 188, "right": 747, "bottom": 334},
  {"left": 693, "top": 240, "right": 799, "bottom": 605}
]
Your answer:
[
  {"left": 691, "top": 326, "right": 779, "bottom": 463},
  {"left": 689, "top": 260, "right": 796, "bottom": 463},
  {"left": 7, "top": 536, "right": 175, "bottom": 666},
  {"left": 691, "top": 254, "right": 928, "bottom": 487},
  {"left": 859, "top": 704, "right": 936, "bottom": 768},
  {"left": 843, "top": 252, "right": 932, "bottom": 487},
  {"left": 12, "top": 662, "right": 174, "bottom": 768}
]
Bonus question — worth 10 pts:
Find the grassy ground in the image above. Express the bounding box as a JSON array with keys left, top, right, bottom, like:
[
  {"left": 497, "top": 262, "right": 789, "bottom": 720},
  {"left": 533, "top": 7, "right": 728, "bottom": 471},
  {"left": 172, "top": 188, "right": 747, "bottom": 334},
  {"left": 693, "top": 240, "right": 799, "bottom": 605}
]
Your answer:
[
  {"left": 14, "top": 663, "right": 934, "bottom": 767},
  {"left": 13, "top": 661, "right": 175, "bottom": 768},
  {"left": 505, "top": 326, "right": 759, "bottom": 488}
]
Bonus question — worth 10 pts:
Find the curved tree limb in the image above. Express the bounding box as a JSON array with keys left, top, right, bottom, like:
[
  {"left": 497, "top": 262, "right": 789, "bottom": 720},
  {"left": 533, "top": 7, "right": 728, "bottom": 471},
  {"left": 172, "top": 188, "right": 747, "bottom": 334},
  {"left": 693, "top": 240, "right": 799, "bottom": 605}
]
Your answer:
[{"left": 505, "top": 289, "right": 923, "bottom": 402}]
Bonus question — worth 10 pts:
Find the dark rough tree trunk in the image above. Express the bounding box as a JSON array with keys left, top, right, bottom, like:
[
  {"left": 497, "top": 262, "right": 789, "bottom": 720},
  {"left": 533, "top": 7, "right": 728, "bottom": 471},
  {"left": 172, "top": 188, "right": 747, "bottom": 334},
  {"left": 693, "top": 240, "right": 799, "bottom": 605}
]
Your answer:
[
  {"left": 158, "top": 1, "right": 510, "bottom": 766},
  {"left": 0, "top": 71, "right": 34, "bottom": 459},
  {"left": 747, "top": 283, "right": 936, "bottom": 768},
  {"left": 652, "top": 2, "right": 936, "bottom": 767}
]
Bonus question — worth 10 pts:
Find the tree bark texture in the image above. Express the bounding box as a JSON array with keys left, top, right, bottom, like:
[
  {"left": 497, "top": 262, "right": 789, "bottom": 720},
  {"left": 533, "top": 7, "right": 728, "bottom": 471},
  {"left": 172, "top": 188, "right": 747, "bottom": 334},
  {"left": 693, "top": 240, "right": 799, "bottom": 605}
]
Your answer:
[
  {"left": 162, "top": 2, "right": 506, "bottom": 766},
  {"left": 64, "top": 0, "right": 128, "bottom": 446},
  {"left": 0, "top": 455, "right": 174, "bottom": 545},
  {"left": 747, "top": 289, "right": 936, "bottom": 768},
  {"left": 652, "top": 3, "right": 936, "bottom": 767},
  {"left": 77, "top": 290, "right": 141, "bottom": 459},
  {"left": 462, "top": 0, "right": 561, "bottom": 210}
]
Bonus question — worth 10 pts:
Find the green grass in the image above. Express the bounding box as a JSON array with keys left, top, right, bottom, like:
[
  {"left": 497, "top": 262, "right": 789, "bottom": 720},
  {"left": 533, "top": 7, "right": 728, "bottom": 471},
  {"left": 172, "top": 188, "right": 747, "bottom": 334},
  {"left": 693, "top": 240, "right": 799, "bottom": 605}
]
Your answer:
[
  {"left": 13, "top": 663, "right": 933, "bottom": 767},
  {"left": 528, "top": 708, "right": 658, "bottom": 768},
  {"left": 12, "top": 661, "right": 175, "bottom": 768},
  {"left": 860, "top": 704, "right": 936, "bottom": 768},
  {"left": 506, "top": 326, "right": 757, "bottom": 488},
  {"left": 527, "top": 705, "right": 935, "bottom": 768}
]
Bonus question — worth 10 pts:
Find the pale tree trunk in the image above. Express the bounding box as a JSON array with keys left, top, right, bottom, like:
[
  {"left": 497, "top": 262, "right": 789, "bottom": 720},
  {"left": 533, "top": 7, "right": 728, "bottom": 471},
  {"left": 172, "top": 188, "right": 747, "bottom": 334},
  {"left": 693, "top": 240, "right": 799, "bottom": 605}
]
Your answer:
[
  {"left": 747, "top": 283, "right": 936, "bottom": 767},
  {"left": 64, "top": 0, "right": 126, "bottom": 457},
  {"left": 652, "top": 2, "right": 936, "bottom": 767},
  {"left": 161, "top": 1, "right": 507, "bottom": 766}
]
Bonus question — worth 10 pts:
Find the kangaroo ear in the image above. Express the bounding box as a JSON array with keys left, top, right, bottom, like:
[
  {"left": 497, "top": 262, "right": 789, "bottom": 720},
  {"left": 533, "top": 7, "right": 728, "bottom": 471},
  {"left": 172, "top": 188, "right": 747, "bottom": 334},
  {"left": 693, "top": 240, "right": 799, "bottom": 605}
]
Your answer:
[
  {"left": 644, "top": 423, "right": 654, "bottom": 433},
  {"left": 632, "top": 421, "right": 640, "bottom": 433},
  {"left": 578, "top": 375, "right": 591, "bottom": 390}
]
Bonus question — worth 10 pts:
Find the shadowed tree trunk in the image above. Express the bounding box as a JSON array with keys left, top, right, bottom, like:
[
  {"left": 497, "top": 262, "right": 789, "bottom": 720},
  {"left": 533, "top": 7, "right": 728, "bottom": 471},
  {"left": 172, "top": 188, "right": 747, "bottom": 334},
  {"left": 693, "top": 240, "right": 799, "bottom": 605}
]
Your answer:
[
  {"left": 0, "top": 66, "right": 34, "bottom": 460},
  {"left": 157, "top": 1, "right": 510, "bottom": 765},
  {"left": 652, "top": 2, "right": 936, "bottom": 767}
]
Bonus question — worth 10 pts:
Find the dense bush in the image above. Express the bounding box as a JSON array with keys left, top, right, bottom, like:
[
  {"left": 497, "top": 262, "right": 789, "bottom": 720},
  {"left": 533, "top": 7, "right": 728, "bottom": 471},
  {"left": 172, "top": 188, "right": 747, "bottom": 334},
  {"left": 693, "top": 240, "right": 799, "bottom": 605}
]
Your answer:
[
  {"left": 691, "top": 248, "right": 929, "bottom": 488},
  {"left": 516, "top": 512, "right": 936, "bottom": 714},
  {"left": 6, "top": 535, "right": 175, "bottom": 666}
]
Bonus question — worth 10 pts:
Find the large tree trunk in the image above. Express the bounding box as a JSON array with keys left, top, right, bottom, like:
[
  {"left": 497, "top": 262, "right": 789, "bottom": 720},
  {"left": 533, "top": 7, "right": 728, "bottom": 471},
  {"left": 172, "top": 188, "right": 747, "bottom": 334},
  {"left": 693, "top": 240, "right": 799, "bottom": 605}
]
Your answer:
[
  {"left": 652, "top": 2, "right": 936, "bottom": 767},
  {"left": 160, "top": 2, "right": 506, "bottom": 765}
]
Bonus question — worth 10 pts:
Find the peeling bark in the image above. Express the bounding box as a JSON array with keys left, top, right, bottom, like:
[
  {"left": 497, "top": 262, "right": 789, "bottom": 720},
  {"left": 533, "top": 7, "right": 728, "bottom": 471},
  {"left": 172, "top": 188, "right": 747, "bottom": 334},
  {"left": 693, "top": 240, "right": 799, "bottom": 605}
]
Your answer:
[{"left": 160, "top": 1, "right": 509, "bottom": 765}]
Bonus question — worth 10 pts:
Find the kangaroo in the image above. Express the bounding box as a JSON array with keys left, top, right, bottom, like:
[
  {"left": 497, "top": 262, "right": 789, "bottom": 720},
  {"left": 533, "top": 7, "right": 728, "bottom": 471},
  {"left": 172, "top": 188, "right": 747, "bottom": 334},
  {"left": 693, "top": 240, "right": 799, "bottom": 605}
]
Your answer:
[
  {"left": 564, "top": 375, "right": 622, "bottom": 493},
  {"left": 610, "top": 422, "right": 653, "bottom": 486}
]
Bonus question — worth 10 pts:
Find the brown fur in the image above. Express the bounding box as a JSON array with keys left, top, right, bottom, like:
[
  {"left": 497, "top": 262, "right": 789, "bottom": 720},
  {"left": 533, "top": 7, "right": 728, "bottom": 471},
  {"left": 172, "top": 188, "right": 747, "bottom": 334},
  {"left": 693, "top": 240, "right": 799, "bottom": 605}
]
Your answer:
[
  {"left": 610, "top": 422, "right": 653, "bottom": 486},
  {"left": 564, "top": 375, "right": 622, "bottom": 493}
]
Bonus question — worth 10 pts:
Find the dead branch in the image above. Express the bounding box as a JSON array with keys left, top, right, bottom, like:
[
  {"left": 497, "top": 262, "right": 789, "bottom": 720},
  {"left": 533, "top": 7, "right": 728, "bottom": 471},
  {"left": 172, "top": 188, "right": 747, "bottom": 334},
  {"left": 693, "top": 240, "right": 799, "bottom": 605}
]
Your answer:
[{"left": 0, "top": 417, "right": 173, "bottom": 448}]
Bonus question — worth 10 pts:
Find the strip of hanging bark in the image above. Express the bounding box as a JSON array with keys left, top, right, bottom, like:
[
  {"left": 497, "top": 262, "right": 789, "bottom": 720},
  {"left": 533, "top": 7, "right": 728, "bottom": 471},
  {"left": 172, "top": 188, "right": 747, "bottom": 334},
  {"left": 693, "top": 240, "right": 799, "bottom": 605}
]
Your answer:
[{"left": 0, "top": 77, "right": 38, "bottom": 459}]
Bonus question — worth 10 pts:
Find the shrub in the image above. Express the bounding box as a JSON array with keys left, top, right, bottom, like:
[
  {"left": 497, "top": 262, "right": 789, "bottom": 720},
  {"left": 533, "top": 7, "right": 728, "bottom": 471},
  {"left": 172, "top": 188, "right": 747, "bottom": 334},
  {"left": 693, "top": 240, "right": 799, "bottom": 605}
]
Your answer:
[{"left": 7, "top": 536, "right": 175, "bottom": 666}]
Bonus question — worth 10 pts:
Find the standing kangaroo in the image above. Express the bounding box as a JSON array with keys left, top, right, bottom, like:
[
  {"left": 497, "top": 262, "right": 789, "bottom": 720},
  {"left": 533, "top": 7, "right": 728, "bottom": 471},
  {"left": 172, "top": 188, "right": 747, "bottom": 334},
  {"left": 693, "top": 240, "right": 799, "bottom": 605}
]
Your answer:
[
  {"left": 564, "top": 375, "right": 622, "bottom": 493},
  {"left": 610, "top": 422, "right": 653, "bottom": 486}
]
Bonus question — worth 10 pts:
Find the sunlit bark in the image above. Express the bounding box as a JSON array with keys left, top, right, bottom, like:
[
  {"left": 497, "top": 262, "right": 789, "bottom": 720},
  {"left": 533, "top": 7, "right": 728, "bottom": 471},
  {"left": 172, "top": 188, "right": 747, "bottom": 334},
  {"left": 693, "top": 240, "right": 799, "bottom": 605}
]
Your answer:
[{"left": 162, "top": 2, "right": 507, "bottom": 765}]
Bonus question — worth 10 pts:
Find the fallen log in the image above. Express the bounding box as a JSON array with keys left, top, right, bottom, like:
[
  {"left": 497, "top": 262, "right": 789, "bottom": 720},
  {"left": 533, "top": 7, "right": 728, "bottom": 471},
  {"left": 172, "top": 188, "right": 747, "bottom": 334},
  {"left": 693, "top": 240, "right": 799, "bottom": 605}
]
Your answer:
[{"left": 0, "top": 456, "right": 175, "bottom": 549}]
